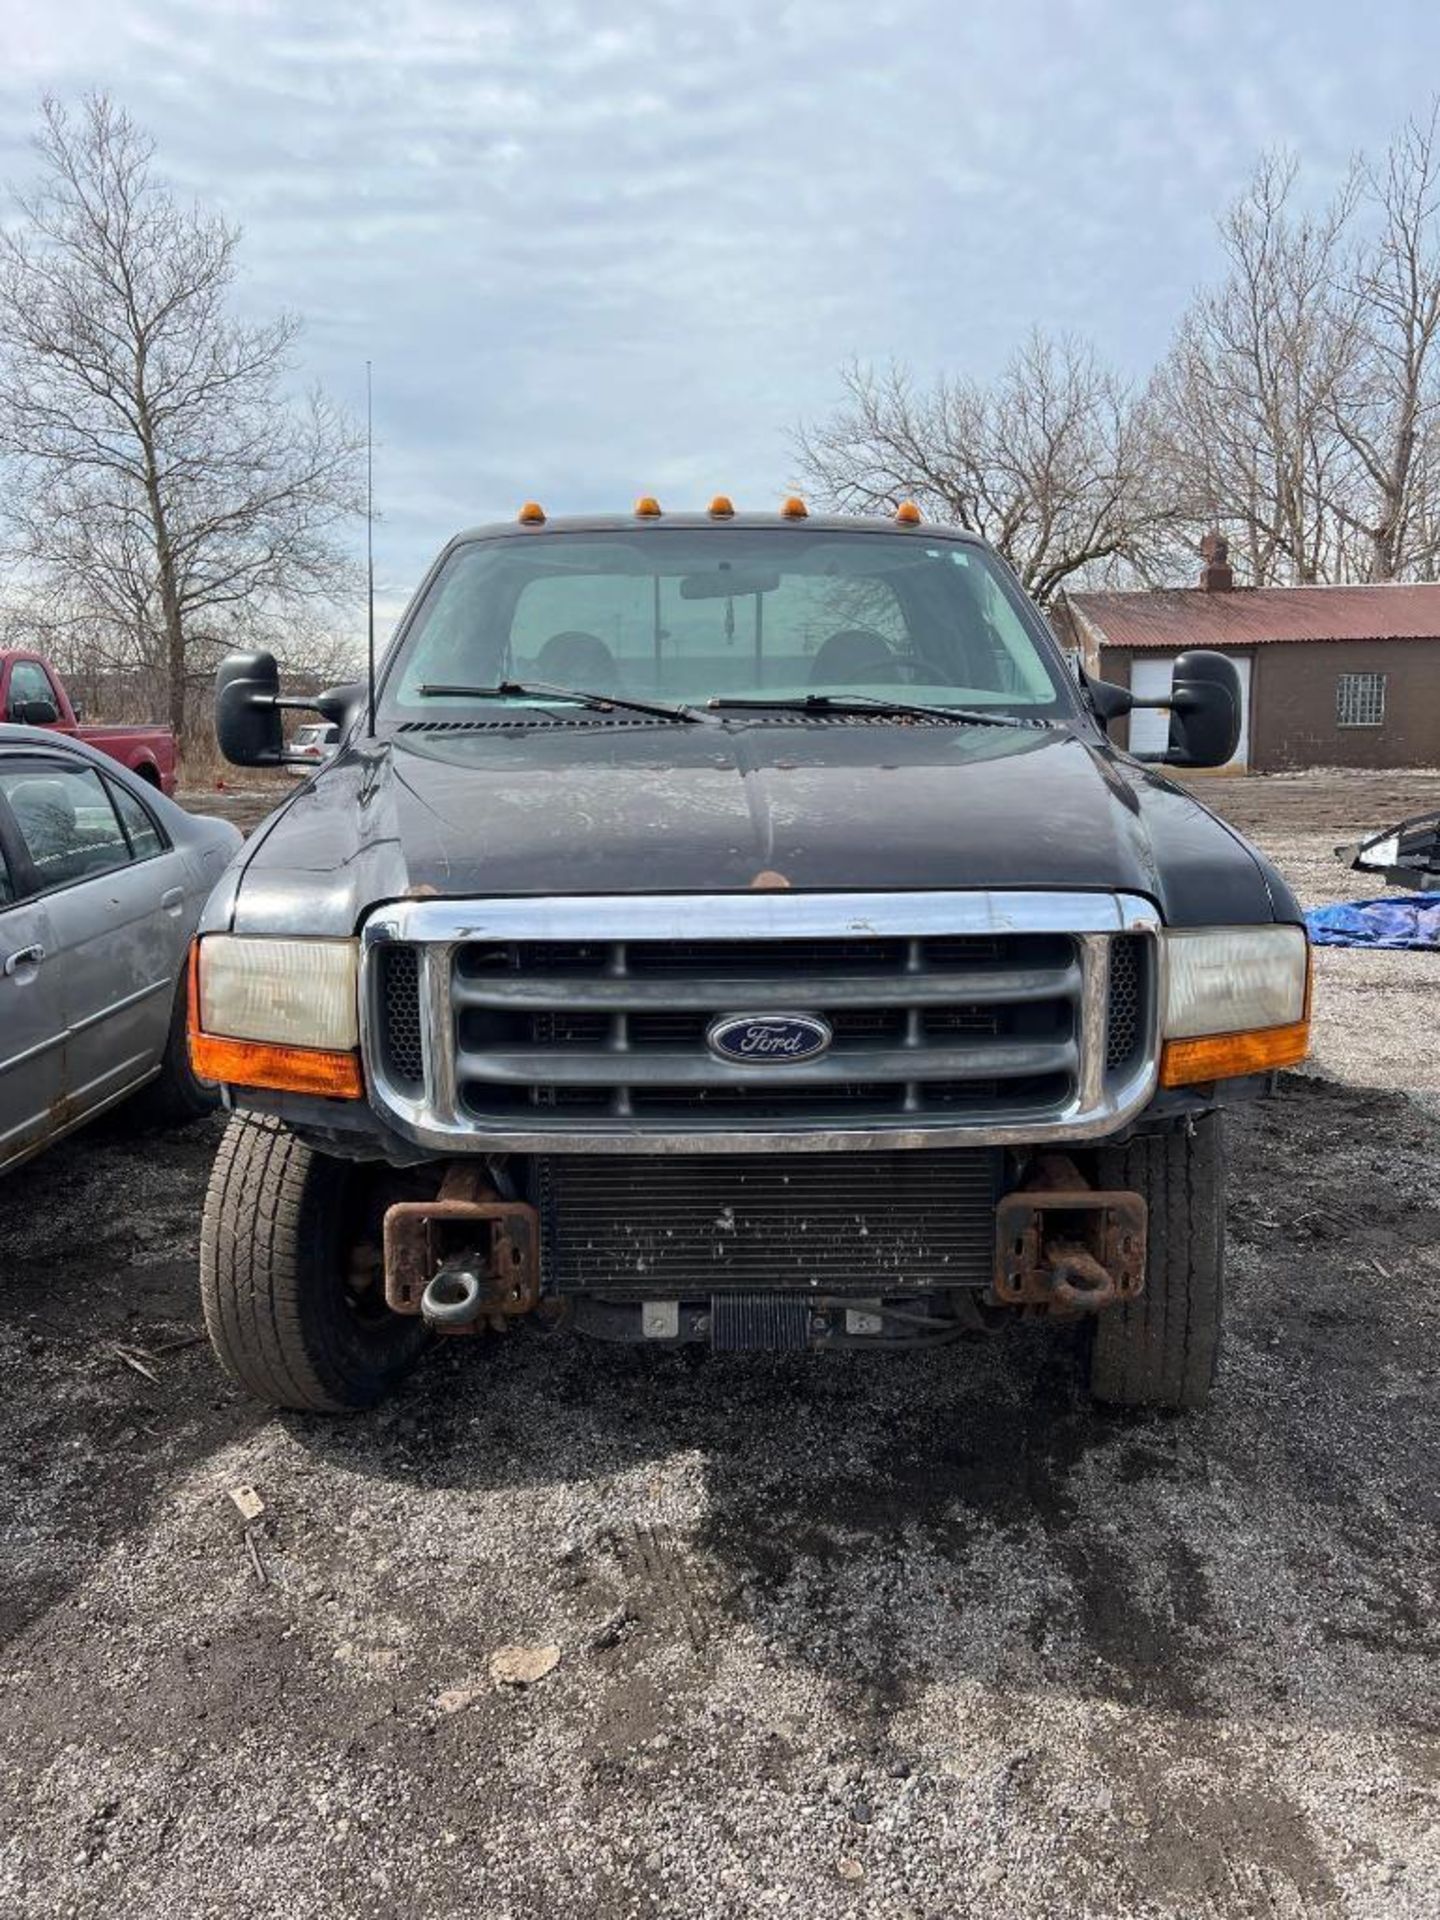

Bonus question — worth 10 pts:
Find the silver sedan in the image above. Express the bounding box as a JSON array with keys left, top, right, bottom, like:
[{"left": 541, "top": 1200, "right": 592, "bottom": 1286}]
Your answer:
[{"left": 0, "top": 725, "right": 242, "bottom": 1174}]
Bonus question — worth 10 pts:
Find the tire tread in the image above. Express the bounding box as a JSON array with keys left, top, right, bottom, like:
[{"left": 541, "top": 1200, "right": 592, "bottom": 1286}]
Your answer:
[
  {"left": 1089, "top": 1115, "right": 1224, "bottom": 1411},
  {"left": 200, "top": 1113, "right": 423, "bottom": 1412}
]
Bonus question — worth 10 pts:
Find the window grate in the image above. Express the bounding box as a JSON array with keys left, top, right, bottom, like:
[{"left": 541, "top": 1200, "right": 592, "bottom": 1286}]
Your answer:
[{"left": 1336, "top": 672, "right": 1386, "bottom": 728}]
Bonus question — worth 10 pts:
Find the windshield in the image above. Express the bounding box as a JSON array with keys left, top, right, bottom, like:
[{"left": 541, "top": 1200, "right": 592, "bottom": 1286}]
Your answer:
[{"left": 383, "top": 528, "right": 1075, "bottom": 718}]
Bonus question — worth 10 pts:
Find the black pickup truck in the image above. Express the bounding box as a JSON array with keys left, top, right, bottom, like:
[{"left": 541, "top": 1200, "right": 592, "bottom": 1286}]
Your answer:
[{"left": 192, "top": 502, "right": 1310, "bottom": 1414}]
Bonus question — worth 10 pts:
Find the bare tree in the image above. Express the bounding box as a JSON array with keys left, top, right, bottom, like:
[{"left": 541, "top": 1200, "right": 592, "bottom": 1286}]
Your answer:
[
  {"left": 1332, "top": 104, "right": 1440, "bottom": 580},
  {"left": 794, "top": 332, "right": 1169, "bottom": 604},
  {"left": 1149, "top": 117, "right": 1440, "bottom": 587},
  {"left": 1148, "top": 153, "right": 1364, "bottom": 586},
  {"left": 0, "top": 95, "right": 362, "bottom": 734}
]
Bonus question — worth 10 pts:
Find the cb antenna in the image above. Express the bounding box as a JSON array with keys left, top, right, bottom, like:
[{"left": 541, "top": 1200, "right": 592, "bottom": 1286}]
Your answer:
[{"left": 366, "top": 360, "right": 376, "bottom": 736}]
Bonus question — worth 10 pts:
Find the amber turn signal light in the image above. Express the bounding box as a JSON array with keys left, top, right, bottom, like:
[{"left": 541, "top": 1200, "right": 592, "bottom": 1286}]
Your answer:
[
  {"left": 780, "top": 495, "right": 808, "bottom": 519},
  {"left": 635, "top": 495, "right": 662, "bottom": 517},
  {"left": 517, "top": 501, "right": 546, "bottom": 525},
  {"left": 1159, "top": 1019, "right": 1311, "bottom": 1088},
  {"left": 189, "top": 1031, "right": 365, "bottom": 1099}
]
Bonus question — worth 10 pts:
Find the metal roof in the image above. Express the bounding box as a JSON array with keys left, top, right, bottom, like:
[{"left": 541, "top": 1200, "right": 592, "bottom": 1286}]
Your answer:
[{"left": 1065, "top": 581, "right": 1440, "bottom": 650}]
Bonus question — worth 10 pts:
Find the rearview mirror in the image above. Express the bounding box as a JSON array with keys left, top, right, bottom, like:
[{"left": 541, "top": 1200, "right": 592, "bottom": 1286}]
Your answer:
[
  {"left": 679, "top": 571, "right": 782, "bottom": 600},
  {"left": 1165, "top": 650, "right": 1241, "bottom": 768},
  {"left": 215, "top": 651, "right": 285, "bottom": 766}
]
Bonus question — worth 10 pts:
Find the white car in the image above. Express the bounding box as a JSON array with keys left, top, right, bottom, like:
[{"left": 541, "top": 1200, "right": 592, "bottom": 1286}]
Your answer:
[{"left": 286, "top": 722, "right": 341, "bottom": 775}]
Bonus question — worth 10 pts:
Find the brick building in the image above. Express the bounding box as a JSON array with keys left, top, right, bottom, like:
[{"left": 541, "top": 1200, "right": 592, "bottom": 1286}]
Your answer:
[{"left": 1057, "top": 537, "right": 1440, "bottom": 772}]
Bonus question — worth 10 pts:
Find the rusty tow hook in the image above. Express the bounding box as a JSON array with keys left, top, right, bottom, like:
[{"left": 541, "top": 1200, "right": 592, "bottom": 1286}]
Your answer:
[
  {"left": 992, "top": 1153, "right": 1146, "bottom": 1316},
  {"left": 1042, "top": 1241, "right": 1119, "bottom": 1312},
  {"left": 383, "top": 1164, "right": 540, "bottom": 1335}
]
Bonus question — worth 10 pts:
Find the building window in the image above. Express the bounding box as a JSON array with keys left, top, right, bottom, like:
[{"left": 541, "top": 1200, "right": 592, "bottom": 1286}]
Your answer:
[{"left": 1336, "top": 671, "right": 1386, "bottom": 728}]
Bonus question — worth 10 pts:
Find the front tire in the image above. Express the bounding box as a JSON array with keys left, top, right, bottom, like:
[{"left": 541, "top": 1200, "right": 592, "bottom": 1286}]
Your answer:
[
  {"left": 1087, "top": 1114, "right": 1225, "bottom": 1411},
  {"left": 200, "top": 1113, "right": 429, "bottom": 1412}
]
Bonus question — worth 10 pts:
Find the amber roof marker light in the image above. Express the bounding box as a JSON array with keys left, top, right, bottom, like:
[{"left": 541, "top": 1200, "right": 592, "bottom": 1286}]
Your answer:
[
  {"left": 635, "top": 495, "right": 663, "bottom": 517},
  {"left": 517, "top": 501, "right": 546, "bottom": 525},
  {"left": 895, "top": 500, "right": 923, "bottom": 526},
  {"left": 780, "top": 495, "right": 809, "bottom": 519},
  {"left": 708, "top": 495, "right": 735, "bottom": 517}
]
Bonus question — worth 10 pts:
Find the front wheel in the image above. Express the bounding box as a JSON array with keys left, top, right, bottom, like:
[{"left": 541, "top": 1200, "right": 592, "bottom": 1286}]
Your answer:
[
  {"left": 1087, "top": 1114, "right": 1225, "bottom": 1411},
  {"left": 200, "top": 1113, "right": 429, "bottom": 1412}
]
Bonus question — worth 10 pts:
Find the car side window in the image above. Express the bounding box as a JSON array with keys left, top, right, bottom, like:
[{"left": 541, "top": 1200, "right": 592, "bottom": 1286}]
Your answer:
[
  {"left": 0, "top": 843, "right": 13, "bottom": 908},
  {"left": 6, "top": 660, "right": 58, "bottom": 718},
  {"left": 0, "top": 761, "right": 134, "bottom": 890},
  {"left": 108, "top": 778, "right": 166, "bottom": 859}
]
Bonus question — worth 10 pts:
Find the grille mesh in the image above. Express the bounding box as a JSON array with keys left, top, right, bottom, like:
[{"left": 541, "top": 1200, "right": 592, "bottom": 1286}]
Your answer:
[
  {"left": 537, "top": 1149, "right": 1000, "bottom": 1294},
  {"left": 1105, "top": 935, "right": 1146, "bottom": 1072},
  {"left": 378, "top": 946, "right": 424, "bottom": 1088}
]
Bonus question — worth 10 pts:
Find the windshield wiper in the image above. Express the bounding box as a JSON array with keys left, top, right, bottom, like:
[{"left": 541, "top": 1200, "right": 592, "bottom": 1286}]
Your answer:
[
  {"left": 708, "top": 693, "right": 1049, "bottom": 730},
  {"left": 415, "top": 680, "right": 706, "bottom": 724}
]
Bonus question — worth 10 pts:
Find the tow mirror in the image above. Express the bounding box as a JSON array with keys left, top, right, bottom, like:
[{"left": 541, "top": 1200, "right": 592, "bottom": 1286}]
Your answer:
[
  {"left": 216, "top": 653, "right": 363, "bottom": 766},
  {"left": 1165, "top": 650, "right": 1241, "bottom": 768},
  {"left": 1087, "top": 650, "right": 1241, "bottom": 769},
  {"left": 215, "top": 651, "right": 285, "bottom": 766}
]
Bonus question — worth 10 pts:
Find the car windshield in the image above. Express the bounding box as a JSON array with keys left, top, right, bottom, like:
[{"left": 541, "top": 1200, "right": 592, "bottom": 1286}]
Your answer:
[{"left": 383, "top": 528, "right": 1075, "bottom": 719}]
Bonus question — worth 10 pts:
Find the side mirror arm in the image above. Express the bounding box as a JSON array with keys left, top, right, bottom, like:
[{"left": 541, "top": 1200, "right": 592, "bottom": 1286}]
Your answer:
[
  {"left": 1081, "top": 673, "right": 1199, "bottom": 763},
  {"left": 1081, "top": 674, "right": 1132, "bottom": 725}
]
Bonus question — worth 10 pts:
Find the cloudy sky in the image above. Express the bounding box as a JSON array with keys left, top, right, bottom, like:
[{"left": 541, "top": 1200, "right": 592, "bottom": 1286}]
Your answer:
[{"left": 4, "top": 0, "right": 1436, "bottom": 633}]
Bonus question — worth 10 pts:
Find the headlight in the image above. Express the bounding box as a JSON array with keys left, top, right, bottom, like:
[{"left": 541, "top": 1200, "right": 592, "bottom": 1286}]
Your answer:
[
  {"left": 189, "top": 936, "right": 362, "bottom": 1097},
  {"left": 198, "top": 936, "right": 358, "bottom": 1048},
  {"left": 1163, "top": 926, "right": 1309, "bottom": 1038},
  {"left": 1160, "top": 925, "right": 1310, "bottom": 1086}
]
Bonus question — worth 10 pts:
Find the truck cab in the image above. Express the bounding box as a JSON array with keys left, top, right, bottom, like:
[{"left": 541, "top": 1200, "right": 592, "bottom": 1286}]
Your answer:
[
  {"left": 1, "top": 650, "right": 178, "bottom": 793},
  {"left": 192, "top": 503, "right": 1310, "bottom": 1413}
]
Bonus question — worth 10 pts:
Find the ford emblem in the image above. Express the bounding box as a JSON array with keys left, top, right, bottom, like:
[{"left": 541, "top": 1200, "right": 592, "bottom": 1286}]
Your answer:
[{"left": 706, "top": 1012, "right": 834, "bottom": 1065}]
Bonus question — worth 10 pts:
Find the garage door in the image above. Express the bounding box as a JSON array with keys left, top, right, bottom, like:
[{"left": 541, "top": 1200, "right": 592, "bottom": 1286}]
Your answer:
[{"left": 1128, "top": 654, "right": 1251, "bottom": 771}]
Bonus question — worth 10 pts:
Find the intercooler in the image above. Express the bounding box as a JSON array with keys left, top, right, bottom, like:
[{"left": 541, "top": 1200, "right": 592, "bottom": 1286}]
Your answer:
[{"left": 534, "top": 1148, "right": 1000, "bottom": 1296}]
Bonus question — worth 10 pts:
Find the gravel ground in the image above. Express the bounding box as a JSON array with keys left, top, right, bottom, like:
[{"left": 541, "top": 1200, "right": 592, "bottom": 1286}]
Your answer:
[
  {"left": 1, "top": 770, "right": 1437, "bottom": 1919},
  {"left": 1188, "top": 771, "right": 1440, "bottom": 1097}
]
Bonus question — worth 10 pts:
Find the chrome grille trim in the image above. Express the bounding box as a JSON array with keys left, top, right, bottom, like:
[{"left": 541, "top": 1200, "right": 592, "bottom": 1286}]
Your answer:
[{"left": 360, "top": 891, "right": 1161, "bottom": 1153}]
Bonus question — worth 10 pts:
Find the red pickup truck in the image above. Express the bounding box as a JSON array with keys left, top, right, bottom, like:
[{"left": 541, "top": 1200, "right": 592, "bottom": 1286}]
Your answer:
[{"left": 0, "top": 650, "right": 179, "bottom": 794}]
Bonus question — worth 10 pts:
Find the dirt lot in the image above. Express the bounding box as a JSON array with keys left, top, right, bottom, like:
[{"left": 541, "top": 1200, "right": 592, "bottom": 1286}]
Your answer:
[
  {"left": 2, "top": 770, "right": 1437, "bottom": 1919},
  {"left": 1193, "top": 771, "right": 1440, "bottom": 1098}
]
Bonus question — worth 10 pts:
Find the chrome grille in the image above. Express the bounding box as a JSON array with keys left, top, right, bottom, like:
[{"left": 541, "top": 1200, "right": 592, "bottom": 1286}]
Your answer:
[
  {"left": 449, "top": 929, "right": 1078, "bottom": 1127},
  {"left": 362, "top": 892, "right": 1161, "bottom": 1151}
]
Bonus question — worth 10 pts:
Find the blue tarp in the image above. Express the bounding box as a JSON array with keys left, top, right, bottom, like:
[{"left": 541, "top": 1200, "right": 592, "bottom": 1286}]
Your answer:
[{"left": 1305, "top": 895, "right": 1440, "bottom": 949}]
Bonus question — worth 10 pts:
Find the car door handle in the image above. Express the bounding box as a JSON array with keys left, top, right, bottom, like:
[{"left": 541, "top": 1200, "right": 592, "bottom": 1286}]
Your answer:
[
  {"left": 161, "top": 886, "right": 186, "bottom": 913},
  {"left": 3, "top": 944, "right": 45, "bottom": 976}
]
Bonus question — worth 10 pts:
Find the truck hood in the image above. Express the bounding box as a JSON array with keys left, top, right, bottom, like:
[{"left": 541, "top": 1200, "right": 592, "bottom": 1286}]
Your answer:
[{"left": 214, "top": 719, "right": 1296, "bottom": 936}]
